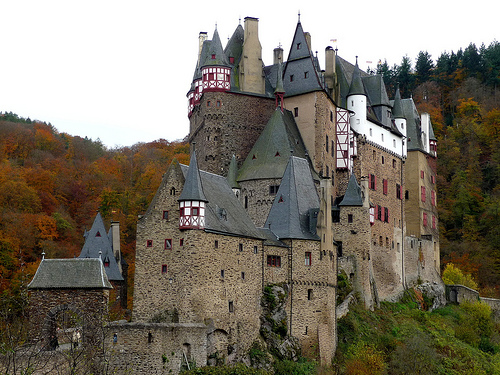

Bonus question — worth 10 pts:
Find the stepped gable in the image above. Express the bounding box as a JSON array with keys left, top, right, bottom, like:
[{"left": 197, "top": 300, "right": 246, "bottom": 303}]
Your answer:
[
  {"left": 265, "top": 156, "right": 320, "bottom": 240},
  {"left": 79, "top": 212, "right": 123, "bottom": 281},
  {"left": 28, "top": 258, "right": 112, "bottom": 289},
  {"left": 237, "top": 108, "right": 313, "bottom": 182},
  {"left": 179, "top": 163, "right": 262, "bottom": 239},
  {"left": 339, "top": 173, "right": 363, "bottom": 206}
]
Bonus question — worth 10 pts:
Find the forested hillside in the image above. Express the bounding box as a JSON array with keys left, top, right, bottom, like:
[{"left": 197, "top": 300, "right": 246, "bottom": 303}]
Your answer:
[
  {"left": 0, "top": 113, "right": 189, "bottom": 307},
  {"left": 389, "top": 41, "right": 500, "bottom": 296}
]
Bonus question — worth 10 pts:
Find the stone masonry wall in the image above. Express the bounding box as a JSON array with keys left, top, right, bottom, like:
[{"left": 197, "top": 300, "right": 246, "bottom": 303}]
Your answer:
[
  {"left": 189, "top": 91, "right": 275, "bottom": 175},
  {"left": 106, "top": 322, "right": 207, "bottom": 375},
  {"left": 133, "top": 162, "right": 263, "bottom": 362}
]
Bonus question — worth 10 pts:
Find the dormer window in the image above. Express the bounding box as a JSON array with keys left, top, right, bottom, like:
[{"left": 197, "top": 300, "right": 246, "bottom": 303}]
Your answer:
[
  {"left": 96, "top": 231, "right": 101, "bottom": 237},
  {"left": 304, "top": 71, "right": 309, "bottom": 78},
  {"left": 229, "top": 56, "right": 234, "bottom": 64},
  {"left": 297, "top": 42, "right": 301, "bottom": 50},
  {"left": 211, "top": 54, "right": 216, "bottom": 59},
  {"left": 179, "top": 200, "right": 206, "bottom": 229},
  {"left": 290, "top": 74, "right": 294, "bottom": 82}
]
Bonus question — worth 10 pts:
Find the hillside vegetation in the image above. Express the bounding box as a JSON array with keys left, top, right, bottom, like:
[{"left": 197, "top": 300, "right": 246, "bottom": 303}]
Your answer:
[{"left": 0, "top": 114, "right": 190, "bottom": 307}]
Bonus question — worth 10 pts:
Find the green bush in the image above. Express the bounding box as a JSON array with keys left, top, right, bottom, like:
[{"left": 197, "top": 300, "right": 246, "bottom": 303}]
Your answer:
[{"left": 273, "top": 358, "right": 316, "bottom": 375}]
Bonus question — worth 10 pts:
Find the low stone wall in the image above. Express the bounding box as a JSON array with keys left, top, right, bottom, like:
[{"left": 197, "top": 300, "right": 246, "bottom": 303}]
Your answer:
[
  {"left": 106, "top": 321, "right": 207, "bottom": 374},
  {"left": 480, "top": 297, "right": 500, "bottom": 321},
  {"left": 445, "top": 284, "right": 480, "bottom": 304}
]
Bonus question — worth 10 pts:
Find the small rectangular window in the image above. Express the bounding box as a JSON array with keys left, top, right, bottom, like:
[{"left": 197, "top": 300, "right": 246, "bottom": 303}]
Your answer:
[
  {"left": 421, "top": 170, "right": 425, "bottom": 179},
  {"left": 229, "top": 301, "right": 234, "bottom": 312},
  {"left": 348, "top": 214, "right": 353, "bottom": 223},
  {"left": 421, "top": 186, "right": 426, "bottom": 202},
  {"left": 326, "top": 135, "right": 329, "bottom": 152},
  {"left": 396, "top": 184, "right": 402, "bottom": 200},
  {"left": 383, "top": 179, "right": 388, "bottom": 195},
  {"left": 180, "top": 238, "right": 184, "bottom": 246},
  {"left": 307, "top": 289, "right": 313, "bottom": 300},
  {"left": 241, "top": 272, "right": 245, "bottom": 280},
  {"left": 165, "top": 239, "right": 172, "bottom": 249},
  {"left": 221, "top": 269, "right": 225, "bottom": 278},
  {"left": 305, "top": 252, "right": 312, "bottom": 266},
  {"left": 269, "top": 185, "right": 280, "bottom": 195},
  {"left": 267, "top": 255, "right": 281, "bottom": 267},
  {"left": 423, "top": 212, "right": 428, "bottom": 226},
  {"left": 147, "top": 240, "right": 153, "bottom": 247},
  {"left": 239, "top": 243, "right": 243, "bottom": 252},
  {"left": 290, "top": 74, "right": 294, "bottom": 82},
  {"left": 294, "top": 107, "right": 299, "bottom": 117},
  {"left": 163, "top": 210, "right": 169, "bottom": 220},
  {"left": 215, "top": 240, "right": 219, "bottom": 248},
  {"left": 253, "top": 246, "right": 258, "bottom": 254},
  {"left": 162, "top": 264, "right": 168, "bottom": 274}
]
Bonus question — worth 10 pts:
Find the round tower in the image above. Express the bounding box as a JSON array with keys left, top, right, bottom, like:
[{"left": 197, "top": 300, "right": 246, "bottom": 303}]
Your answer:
[{"left": 347, "top": 58, "right": 367, "bottom": 135}]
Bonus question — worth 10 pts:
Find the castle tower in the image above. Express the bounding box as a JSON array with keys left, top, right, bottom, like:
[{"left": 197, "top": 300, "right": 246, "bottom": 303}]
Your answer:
[
  {"left": 178, "top": 147, "right": 207, "bottom": 230},
  {"left": 347, "top": 58, "right": 367, "bottom": 135}
]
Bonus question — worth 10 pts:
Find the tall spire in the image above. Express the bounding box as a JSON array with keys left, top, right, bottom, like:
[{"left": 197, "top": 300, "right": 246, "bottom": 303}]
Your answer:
[
  {"left": 392, "top": 84, "right": 405, "bottom": 119},
  {"left": 179, "top": 145, "right": 207, "bottom": 203},
  {"left": 348, "top": 57, "right": 365, "bottom": 97}
]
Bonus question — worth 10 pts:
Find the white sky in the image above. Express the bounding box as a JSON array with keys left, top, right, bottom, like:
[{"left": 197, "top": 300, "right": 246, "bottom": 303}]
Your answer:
[{"left": 0, "top": 0, "right": 497, "bottom": 148}]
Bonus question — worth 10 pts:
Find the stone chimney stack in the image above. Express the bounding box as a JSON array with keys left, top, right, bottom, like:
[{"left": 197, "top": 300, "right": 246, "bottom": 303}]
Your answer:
[
  {"left": 325, "top": 46, "right": 337, "bottom": 100},
  {"left": 198, "top": 32, "right": 208, "bottom": 66},
  {"left": 273, "top": 46, "right": 283, "bottom": 65},
  {"left": 239, "top": 17, "right": 265, "bottom": 94},
  {"left": 110, "top": 221, "right": 122, "bottom": 273}
]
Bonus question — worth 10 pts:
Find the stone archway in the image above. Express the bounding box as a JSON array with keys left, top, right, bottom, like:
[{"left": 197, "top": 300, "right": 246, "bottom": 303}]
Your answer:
[{"left": 41, "top": 304, "right": 86, "bottom": 351}]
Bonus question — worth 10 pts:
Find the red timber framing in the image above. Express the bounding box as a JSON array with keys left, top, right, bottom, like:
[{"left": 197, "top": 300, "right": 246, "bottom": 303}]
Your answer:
[
  {"left": 179, "top": 200, "right": 206, "bottom": 229},
  {"left": 202, "top": 67, "right": 231, "bottom": 91},
  {"left": 336, "top": 108, "right": 350, "bottom": 170}
]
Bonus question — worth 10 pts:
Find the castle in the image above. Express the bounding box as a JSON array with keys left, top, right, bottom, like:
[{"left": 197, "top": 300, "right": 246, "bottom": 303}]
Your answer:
[
  {"left": 132, "top": 15, "right": 441, "bottom": 368},
  {"left": 25, "top": 15, "right": 441, "bottom": 374}
]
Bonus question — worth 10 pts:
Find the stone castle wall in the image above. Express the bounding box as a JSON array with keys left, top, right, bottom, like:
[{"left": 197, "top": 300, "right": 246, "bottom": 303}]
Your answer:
[{"left": 189, "top": 91, "right": 275, "bottom": 175}]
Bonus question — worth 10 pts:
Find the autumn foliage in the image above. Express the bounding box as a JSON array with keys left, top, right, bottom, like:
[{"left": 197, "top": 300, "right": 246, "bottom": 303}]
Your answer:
[{"left": 0, "top": 114, "right": 189, "bottom": 305}]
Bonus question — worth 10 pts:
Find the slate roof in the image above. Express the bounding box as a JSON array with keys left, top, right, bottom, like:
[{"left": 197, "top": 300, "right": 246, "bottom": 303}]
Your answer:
[
  {"left": 339, "top": 173, "right": 363, "bottom": 206},
  {"left": 179, "top": 164, "right": 263, "bottom": 239},
  {"left": 28, "top": 258, "right": 112, "bottom": 289},
  {"left": 178, "top": 148, "right": 208, "bottom": 202},
  {"left": 201, "top": 28, "right": 229, "bottom": 68},
  {"left": 79, "top": 212, "right": 123, "bottom": 281},
  {"left": 392, "top": 86, "right": 405, "bottom": 119},
  {"left": 264, "top": 156, "right": 320, "bottom": 240},
  {"left": 401, "top": 98, "right": 425, "bottom": 151},
  {"left": 237, "top": 108, "right": 315, "bottom": 182}
]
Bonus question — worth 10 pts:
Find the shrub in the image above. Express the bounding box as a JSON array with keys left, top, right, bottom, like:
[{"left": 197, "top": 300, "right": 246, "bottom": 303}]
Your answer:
[{"left": 442, "top": 263, "right": 478, "bottom": 290}]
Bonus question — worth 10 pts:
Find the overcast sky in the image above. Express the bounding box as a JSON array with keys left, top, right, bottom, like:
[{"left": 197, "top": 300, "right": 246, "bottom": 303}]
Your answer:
[{"left": 0, "top": 0, "right": 497, "bottom": 148}]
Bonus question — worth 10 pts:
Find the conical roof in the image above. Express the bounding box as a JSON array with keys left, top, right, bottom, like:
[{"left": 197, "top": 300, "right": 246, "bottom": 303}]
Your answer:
[
  {"left": 78, "top": 212, "right": 123, "bottom": 281},
  {"left": 348, "top": 60, "right": 365, "bottom": 97},
  {"left": 392, "top": 85, "right": 405, "bottom": 119},
  {"left": 178, "top": 148, "right": 208, "bottom": 202},
  {"left": 201, "top": 28, "right": 230, "bottom": 68},
  {"left": 264, "top": 156, "right": 320, "bottom": 240},
  {"left": 339, "top": 173, "right": 363, "bottom": 206}
]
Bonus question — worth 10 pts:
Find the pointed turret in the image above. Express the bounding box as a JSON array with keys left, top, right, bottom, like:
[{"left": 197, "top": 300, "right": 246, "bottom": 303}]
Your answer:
[
  {"left": 347, "top": 58, "right": 367, "bottom": 134},
  {"left": 201, "top": 27, "right": 231, "bottom": 93},
  {"left": 78, "top": 212, "right": 124, "bottom": 281},
  {"left": 392, "top": 85, "right": 407, "bottom": 141},
  {"left": 265, "top": 156, "right": 320, "bottom": 240},
  {"left": 339, "top": 173, "right": 363, "bottom": 207},
  {"left": 179, "top": 147, "right": 207, "bottom": 229}
]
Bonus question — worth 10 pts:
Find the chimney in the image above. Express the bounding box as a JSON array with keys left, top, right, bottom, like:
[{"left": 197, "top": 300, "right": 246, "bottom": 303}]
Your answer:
[
  {"left": 239, "top": 17, "right": 264, "bottom": 94},
  {"left": 325, "top": 46, "right": 337, "bottom": 98},
  {"left": 110, "top": 221, "right": 122, "bottom": 273},
  {"left": 198, "top": 32, "right": 208, "bottom": 66},
  {"left": 273, "top": 47, "right": 283, "bottom": 65}
]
